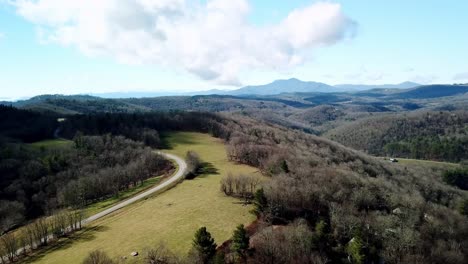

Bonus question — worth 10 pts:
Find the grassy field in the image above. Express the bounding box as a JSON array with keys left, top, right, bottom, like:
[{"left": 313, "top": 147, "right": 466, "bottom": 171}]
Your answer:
[
  {"left": 82, "top": 176, "right": 163, "bottom": 218},
  {"left": 25, "top": 132, "right": 261, "bottom": 264},
  {"left": 30, "top": 139, "right": 73, "bottom": 149},
  {"left": 396, "top": 158, "right": 459, "bottom": 167},
  {"left": 379, "top": 157, "right": 460, "bottom": 170}
]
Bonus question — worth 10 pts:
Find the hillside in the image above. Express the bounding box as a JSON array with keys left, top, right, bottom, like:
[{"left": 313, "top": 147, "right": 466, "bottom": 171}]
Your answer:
[
  {"left": 326, "top": 111, "right": 468, "bottom": 162},
  {"left": 335, "top": 81, "right": 421, "bottom": 90},
  {"left": 392, "top": 84, "right": 468, "bottom": 99}
]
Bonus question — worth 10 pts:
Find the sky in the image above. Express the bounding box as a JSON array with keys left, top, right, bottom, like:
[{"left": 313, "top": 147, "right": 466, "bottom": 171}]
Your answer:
[{"left": 0, "top": 0, "right": 468, "bottom": 99}]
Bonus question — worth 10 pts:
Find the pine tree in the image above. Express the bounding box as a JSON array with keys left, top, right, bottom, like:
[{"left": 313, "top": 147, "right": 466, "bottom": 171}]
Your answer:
[
  {"left": 213, "top": 251, "right": 225, "bottom": 264},
  {"left": 280, "top": 160, "right": 289, "bottom": 173},
  {"left": 252, "top": 188, "right": 268, "bottom": 216},
  {"left": 192, "top": 227, "right": 217, "bottom": 263},
  {"left": 346, "top": 236, "right": 365, "bottom": 264},
  {"left": 459, "top": 199, "right": 468, "bottom": 216},
  {"left": 231, "top": 224, "right": 249, "bottom": 257},
  {"left": 311, "top": 220, "right": 329, "bottom": 250}
]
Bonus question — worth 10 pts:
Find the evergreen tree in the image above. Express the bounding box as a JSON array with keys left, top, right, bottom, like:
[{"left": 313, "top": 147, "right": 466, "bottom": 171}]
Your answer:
[
  {"left": 280, "top": 160, "right": 289, "bottom": 173},
  {"left": 459, "top": 199, "right": 468, "bottom": 216},
  {"left": 443, "top": 168, "right": 468, "bottom": 190},
  {"left": 311, "top": 220, "right": 329, "bottom": 250},
  {"left": 213, "top": 251, "right": 225, "bottom": 264},
  {"left": 231, "top": 224, "right": 249, "bottom": 257},
  {"left": 192, "top": 227, "right": 217, "bottom": 263},
  {"left": 252, "top": 188, "right": 268, "bottom": 216},
  {"left": 346, "top": 236, "right": 365, "bottom": 264}
]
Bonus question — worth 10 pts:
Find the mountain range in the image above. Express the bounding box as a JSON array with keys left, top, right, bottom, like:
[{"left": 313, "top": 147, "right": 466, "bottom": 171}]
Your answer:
[
  {"left": 183, "top": 79, "right": 422, "bottom": 97},
  {"left": 334, "top": 81, "right": 421, "bottom": 91},
  {"left": 0, "top": 79, "right": 426, "bottom": 101}
]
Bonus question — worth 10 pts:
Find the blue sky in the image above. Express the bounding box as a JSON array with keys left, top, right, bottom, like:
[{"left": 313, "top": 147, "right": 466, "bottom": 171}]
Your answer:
[{"left": 0, "top": 0, "right": 467, "bottom": 99}]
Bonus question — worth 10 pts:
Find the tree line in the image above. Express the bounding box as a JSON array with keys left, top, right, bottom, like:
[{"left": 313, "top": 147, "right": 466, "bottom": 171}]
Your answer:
[
  {"left": 58, "top": 134, "right": 171, "bottom": 208},
  {"left": 0, "top": 133, "right": 171, "bottom": 234},
  {"left": 0, "top": 210, "right": 83, "bottom": 263}
]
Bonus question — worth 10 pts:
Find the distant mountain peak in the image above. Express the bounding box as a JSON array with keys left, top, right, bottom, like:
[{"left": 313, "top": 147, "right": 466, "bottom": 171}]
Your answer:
[
  {"left": 398, "top": 81, "right": 421, "bottom": 87},
  {"left": 284, "top": 77, "right": 301, "bottom": 82},
  {"left": 229, "top": 78, "right": 337, "bottom": 95}
]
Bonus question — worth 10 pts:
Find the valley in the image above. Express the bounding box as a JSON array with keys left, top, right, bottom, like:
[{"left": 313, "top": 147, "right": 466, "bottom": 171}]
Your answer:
[{"left": 21, "top": 132, "right": 261, "bottom": 263}]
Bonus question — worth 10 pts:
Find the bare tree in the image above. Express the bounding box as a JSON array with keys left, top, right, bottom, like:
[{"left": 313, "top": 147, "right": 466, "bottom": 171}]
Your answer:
[
  {"left": 0, "top": 233, "right": 18, "bottom": 262},
  {"left": 185, "top": 151, "right": 201, "bottom": 179},
  {"left": 221, "top": 173, "right": 262, "bottom": 203},
  {"left": 51, "top": 211, "right": 67, "bottom": 238},
  {"left": 82, "top": 250, "right": 115, "bottom": 264},
  {"left": 32, "top": 218, "right": 49, "bottom": 247},
  {"left": 25, "top": 224, "right": 36, "bottom": 250},
  {"left": 145, "top": 243, "right": 179, "bottom": 264}
]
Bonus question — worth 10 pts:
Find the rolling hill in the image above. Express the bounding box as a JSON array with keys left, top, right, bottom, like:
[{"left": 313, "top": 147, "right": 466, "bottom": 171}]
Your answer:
[
  {"left": 335, "top": 81, "right": 421, "bottom": 90},
  {"left": 391, "top": 84, "right": 468, "bottom": 99}
]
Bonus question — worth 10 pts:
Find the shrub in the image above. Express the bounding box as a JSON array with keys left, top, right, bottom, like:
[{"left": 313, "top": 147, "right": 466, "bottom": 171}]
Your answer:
[
  {"left": 145, "top": 243, "right": 178, "bottom": 264},
  {"left": 186, "top": 151, "right": 201, "bottom": 179},
  {"left": 82, "top": 250, "right": 115, "bottom": 264}
]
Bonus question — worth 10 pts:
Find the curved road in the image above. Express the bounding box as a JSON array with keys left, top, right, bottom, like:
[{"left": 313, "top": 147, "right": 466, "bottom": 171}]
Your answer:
[{"left": 83, "top": 152, "right": 187, "bottom": 224}]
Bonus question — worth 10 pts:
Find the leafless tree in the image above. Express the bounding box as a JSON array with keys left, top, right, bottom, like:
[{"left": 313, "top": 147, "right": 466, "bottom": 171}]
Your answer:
[
  {"left": 0, "top": 233, "right": 18, "bottom": 262},
  {"left": 82, "top": 250, "right": 115, "bottom": 264}
]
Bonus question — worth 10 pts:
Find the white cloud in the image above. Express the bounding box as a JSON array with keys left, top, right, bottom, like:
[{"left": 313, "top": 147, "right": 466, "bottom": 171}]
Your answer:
[{"left": 12, "top": 0, "right": 356, "bottom": 85}]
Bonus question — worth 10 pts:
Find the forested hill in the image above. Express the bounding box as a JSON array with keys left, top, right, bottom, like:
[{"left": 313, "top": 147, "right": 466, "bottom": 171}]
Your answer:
[
  {"left": 326, "top": 111, "right": 468, "bottom": 162},
  {"left": 2, "top": 85, "right": 468, "bottom": 164},
  {"left": 0, "top": 105, "right": 58, "bottom": 142},
  {"left": 391, "top": 84, "right": 468, "bottom": 99}
]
